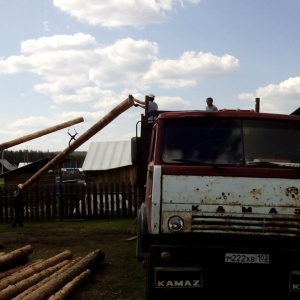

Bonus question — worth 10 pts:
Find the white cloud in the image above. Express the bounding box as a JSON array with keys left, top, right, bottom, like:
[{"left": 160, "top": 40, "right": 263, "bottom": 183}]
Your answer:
[
  {"left": 53, "top": 0, "right": 201, "bottom": 28},
  {"left": 144, "top": 52, "right": 239, "bottom": 88},
  {"left": 239, "top": 77, "right": 300, "bottom": 114},
  {"left": 157, "top": 95, "right": 190, "bottom": 110},
  {"left": 21, "top": 33, "right": 97, "bottom": 53},
  {"left": 8, "top": 116, "right": 51, "bottom": 130},
  {"left": 43, "top": 21, "right": 50, "bottom": 32},
  {"left": 0, "top": 35, "right": 238, "bottom": 105}
]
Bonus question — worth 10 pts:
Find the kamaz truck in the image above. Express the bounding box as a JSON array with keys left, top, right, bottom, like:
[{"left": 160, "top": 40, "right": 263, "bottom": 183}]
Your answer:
[{"left": 131, "top": 98, "right": 300, "bottom": 299}]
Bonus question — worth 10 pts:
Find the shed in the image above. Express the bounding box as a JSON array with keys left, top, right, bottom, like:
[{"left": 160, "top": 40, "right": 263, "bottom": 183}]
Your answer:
[
  {"left": 0, "top": 159, "right": 17, "bottom": 174},
  {"left": 0, "top": 157, "right": 66, "bottom": 187},
  {"left": 82, "top": 140, "right": 136, "bottom": 186}
]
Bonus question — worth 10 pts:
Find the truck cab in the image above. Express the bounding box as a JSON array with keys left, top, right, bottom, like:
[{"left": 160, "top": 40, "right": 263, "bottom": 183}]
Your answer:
[{"left": 132, "top": 106, "right": 300, "bottom": 299}]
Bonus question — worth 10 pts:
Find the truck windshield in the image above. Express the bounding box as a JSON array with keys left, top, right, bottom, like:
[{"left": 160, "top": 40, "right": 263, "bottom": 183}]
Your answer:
[{"left": 161, "top": 118, "right": 300, "bottom": 165}]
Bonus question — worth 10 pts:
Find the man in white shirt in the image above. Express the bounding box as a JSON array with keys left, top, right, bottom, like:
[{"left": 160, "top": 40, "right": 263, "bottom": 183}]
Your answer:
[{"left": 132, "top": 94, "right": 158, "bottom": 123}]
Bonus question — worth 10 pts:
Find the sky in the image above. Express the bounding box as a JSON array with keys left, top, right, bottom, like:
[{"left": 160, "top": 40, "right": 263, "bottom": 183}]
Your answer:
[{"left": 0, "top": 0, "right": 300, "bottom": 153}]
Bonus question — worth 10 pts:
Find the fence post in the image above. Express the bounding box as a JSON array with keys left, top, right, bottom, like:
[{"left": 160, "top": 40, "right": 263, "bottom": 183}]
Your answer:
[{"left": 0, "top": 182, "right": 138, "bottom": 222}]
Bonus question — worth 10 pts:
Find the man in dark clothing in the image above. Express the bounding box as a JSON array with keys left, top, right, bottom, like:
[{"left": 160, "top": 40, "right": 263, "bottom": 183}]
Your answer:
[{"left": 12, "top": 184, "right": 24, "bottom": 227}]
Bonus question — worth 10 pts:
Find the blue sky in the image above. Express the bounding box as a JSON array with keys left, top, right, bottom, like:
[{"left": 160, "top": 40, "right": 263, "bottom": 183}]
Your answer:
[{"left": 0, "top": 0, "right": 300, "bottom": 152}]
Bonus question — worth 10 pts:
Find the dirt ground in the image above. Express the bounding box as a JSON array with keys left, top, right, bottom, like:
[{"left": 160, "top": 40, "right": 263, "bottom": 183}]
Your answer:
[{"left": 0, "top": 218, "right": 145, "bottom": 300}]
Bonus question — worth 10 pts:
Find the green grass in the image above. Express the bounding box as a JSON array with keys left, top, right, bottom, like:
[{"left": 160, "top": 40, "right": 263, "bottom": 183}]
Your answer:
[{"left": 0, "top": 218, "right": 145, "bottom": 300}]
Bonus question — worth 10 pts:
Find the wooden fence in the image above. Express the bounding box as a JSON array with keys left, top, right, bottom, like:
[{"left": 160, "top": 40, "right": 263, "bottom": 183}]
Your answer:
[{"left": 0, "top": 182, "right": 138, "bottom": 223}]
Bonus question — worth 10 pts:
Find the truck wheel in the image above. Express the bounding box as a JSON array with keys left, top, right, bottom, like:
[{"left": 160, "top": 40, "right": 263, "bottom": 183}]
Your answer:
[
  {"left": 136, "top": 203, "right": 148, "bottom": 262},
  {"left": 145, "top": 257, "right": 156, "bottom": 300}
]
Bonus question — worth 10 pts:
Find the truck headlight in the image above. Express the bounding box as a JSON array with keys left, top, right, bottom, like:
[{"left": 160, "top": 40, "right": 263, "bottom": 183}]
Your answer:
[{"left": 168, "top": 216, "right": 184, "bottom": 232}]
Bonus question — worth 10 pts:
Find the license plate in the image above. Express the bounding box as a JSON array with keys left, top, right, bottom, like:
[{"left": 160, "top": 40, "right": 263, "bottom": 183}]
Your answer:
[{"left": 225, "top": 253, "right": 269, "bottom": 264}]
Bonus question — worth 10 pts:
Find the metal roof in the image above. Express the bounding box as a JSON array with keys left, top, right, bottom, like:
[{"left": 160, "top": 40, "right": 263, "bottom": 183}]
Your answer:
[
  {"left": 0, "top": 158, "right": 51, "bottom": 177},
  {"left": 18, "top": 162, "right": 32, "bottom": 168},
  {"left": 82, "top": 140, "right": 132, "bottom": 171},
  {"left": 0, "top": 159, "right": 17, "bottom": 172},
  {"left": 0, "top": 157, "right": 70, "bottom": 178}
]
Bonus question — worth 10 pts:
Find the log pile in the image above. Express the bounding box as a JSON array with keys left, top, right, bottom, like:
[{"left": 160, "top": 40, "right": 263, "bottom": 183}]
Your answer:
[
  {"left": 0, "top": 246, "right": 105, "bottom": 300},
  {"left": 0, "top": 245, "right": 33, "bottom": 274}
]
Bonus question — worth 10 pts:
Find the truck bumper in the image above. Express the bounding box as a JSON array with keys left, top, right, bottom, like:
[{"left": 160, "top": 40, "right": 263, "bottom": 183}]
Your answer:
[{"left": 149, "top": 244, "right": 300, "bottom": 297}]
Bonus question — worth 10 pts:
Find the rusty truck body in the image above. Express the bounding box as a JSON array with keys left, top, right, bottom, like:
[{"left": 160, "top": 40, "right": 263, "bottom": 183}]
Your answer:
[{"left": 132, "top": 104, "right": 300, "bottom": 299}]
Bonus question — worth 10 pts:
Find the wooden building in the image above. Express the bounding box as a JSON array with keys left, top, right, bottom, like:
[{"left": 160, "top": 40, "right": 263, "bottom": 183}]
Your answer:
[
  {"left": 0, "top": 157, "right": 66, "bottom": 187},
  {"left": 0, "top": 159, "right": 17, "bottom": 174},
  {"left": 82, "top": 141, "right": 136, "bottom": 186}
]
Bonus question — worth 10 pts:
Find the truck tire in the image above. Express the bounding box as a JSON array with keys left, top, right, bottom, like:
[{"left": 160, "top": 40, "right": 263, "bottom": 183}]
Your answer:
[{"left": 136, "top": 202, "right": 149, "bottom": 262}]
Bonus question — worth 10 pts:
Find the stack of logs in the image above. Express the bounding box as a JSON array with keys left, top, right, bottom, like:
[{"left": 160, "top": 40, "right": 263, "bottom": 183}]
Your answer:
[{"left": 0, "top": 245, "right": 105, "bottom": 300}]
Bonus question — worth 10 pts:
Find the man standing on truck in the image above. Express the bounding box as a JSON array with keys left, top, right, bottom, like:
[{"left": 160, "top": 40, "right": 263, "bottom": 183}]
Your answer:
[
  {"left": 206, "top": 97, "right": 218, "bottom": 111},
  {"left": 131, "top": 93, "right": 158, "bottom": 123}
]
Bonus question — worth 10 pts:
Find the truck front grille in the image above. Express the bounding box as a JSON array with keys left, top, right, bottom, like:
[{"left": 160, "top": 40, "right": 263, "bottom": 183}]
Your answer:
[{"left": 191, "top": 213, "right": 300, "bottom": 236}]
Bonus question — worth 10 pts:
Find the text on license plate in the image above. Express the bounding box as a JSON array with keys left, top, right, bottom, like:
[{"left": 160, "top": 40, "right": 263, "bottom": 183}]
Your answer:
[{"left": 225, "top": 253, "right": 269, "bottom": 264}]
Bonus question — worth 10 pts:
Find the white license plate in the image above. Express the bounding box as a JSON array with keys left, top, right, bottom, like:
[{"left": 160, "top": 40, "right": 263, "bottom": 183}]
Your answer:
[{"left": 225, "top": 253, "right": 269, "bottom": 264}]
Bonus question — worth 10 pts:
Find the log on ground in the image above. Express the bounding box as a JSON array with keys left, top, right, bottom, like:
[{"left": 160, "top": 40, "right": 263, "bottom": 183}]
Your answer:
[
  {"left": 0, "top": 259, "right": 43, "bottom": 281},
  {"left": 0, "top": 245, "right": 33, "bottom": 271},
  {"left": 0, "top": 260, "right": 71, "bottom": 300},
  {"left": 22, "top": 249, "right": 105, "bottom": 300},
  {"left": 0, "top": 250, "right": 72, "bottom": 291},
  {"left": 48, "top": 269, "right": 92, "bottom": 300},
  {"left": 13, "top": 257, "right": 82, "bottom": 300}
]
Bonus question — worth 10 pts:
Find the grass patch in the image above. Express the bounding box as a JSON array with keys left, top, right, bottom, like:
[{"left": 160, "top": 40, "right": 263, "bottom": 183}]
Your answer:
[{"left": 0, "top": 218, "right": 145, "bottom": 300}]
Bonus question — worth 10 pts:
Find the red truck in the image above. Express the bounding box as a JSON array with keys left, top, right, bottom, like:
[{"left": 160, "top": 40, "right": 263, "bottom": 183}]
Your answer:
[{"left": 132, "top": 99, "right": 300, "bottom": 299}]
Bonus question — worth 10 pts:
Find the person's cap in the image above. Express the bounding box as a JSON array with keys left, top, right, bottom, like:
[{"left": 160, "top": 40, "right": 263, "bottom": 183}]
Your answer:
[{"left": 149, "top": 94, "right": 155, "bottom": 98}]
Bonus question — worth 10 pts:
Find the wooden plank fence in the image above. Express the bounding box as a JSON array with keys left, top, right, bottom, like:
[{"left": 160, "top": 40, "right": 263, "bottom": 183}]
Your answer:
[{"left": 0, "top": 182, "right": 138, "bottom": 223}]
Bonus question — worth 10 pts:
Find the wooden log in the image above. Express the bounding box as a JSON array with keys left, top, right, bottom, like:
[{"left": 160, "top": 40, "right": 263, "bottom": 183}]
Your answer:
[
  {"left": 21, "top": 249, "right": 105, "bottom": 300},
  {"left": 0, "top": 260, "right": 70, "bottom": 300},
  {"left": 0, "top": 250, "right": 72, "bottom": 291},
  {"left": 48, "top": 269, "right": 92, "bottom": 300},
  {"left": 0, "top": 245, "right": 33, "bottom": 271},
  {"left": 0, "top": 256, "right": 29, "bottom": 273},
  {"left": 13, "top": 257, "right": 81, "bottom": 300},
  {"left": 20, "top": 97, "right": 134, "bottom": 191},
  {"left": 0, "top": 117, "right": 84, "bottom": 151},
  {"left": 0, "top": 259, "right": 43, "bottom": 281}
]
